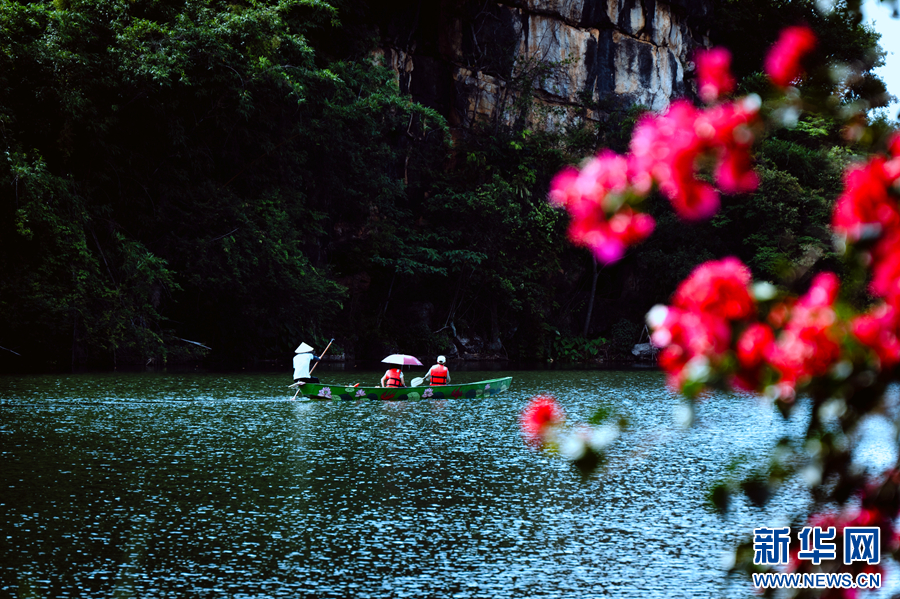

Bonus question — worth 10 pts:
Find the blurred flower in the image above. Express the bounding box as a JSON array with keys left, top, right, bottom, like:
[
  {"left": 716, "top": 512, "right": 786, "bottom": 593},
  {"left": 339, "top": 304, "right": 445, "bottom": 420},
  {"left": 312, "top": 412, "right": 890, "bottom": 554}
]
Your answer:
[
  {"left": 737, "top": 323, "right": 775, "bottom": 369},
  {"left": 732, "top": 322, "right": 776, "bottom": 391},
  {"left": 765, "top": 25, "right": 817, "bottom": 87},
  {"left": 853, "top": 303, "right": 900, "bottom": 369},
  {"left": 549, "top": 151, "right": 656, "bottom": 263},
  {"left": 888, "top": 131, "right": 900, "bottom": 157},
  {"left": 651, "top": 258, "right": 755, "bottom": 392},
  {"left": 571, "top": 206, "right": 656, "bottom": 264},
  {"left": 832, "top": 156, "right": 900, "bottom": 244},
  {"left": 630, "top": 98, "right": 760, "bottom": 221},
  {"left": 548, "top": 166, "right": 581, "bottom": 208},
  {"left": 672, "top": 256, "right": 755, "bottom": 320},
  {"left": 520, "top": 394, "right": 564, "bottom": 447},
  {"left": 703, "top": 97, "right": 761, "bottom": 195},
  {"left": 696, "top": 47, "right": 735, "bottom": 103},
  {"left": 766, "top": 273, "right": 843, "bottom": 394},
  {"left": 631, "top": 101, "right": 721, "bottom": 221}
]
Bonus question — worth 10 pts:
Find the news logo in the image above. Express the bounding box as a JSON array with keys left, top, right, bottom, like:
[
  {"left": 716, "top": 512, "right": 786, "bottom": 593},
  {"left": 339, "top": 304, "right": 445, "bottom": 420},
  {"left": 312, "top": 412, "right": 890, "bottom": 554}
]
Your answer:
[
  {"left": 844, "top": 527, "right": 880, "bottom": 565},
  {"left": 751, "top": 525, "right": 883, "bottom": 591}
]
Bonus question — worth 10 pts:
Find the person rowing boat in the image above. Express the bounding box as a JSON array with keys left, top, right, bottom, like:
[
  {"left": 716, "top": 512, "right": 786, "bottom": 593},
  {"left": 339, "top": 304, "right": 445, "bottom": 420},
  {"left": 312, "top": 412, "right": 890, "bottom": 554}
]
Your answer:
[{"left": 293, "top": 342, "right": 320, "bottom": 384}]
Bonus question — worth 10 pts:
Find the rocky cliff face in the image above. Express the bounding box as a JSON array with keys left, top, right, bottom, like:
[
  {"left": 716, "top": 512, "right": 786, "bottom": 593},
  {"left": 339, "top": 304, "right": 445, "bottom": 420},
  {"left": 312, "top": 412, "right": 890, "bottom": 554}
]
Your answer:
[{"left": 370, "top": 0, "right": 714, "bottom": 130}]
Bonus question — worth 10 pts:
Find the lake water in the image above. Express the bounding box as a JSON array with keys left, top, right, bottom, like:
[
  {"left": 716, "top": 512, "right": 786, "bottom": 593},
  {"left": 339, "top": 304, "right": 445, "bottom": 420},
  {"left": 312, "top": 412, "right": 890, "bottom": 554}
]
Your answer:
[{"left": 1, "top": 368, "right": 897, "bottom": 598}]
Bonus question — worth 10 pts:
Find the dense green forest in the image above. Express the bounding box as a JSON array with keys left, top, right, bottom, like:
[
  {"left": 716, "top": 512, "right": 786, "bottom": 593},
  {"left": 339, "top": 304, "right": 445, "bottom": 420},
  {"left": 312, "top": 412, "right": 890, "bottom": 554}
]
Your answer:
[{"left": 0, "top": 0, "right": 893, "bottom": 370}]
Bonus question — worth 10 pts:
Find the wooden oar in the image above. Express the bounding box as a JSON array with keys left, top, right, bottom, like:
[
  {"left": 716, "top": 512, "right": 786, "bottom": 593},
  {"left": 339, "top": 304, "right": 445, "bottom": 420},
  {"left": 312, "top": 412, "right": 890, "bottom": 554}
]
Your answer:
[{"left": 291, "top": 339, "right": 334, "bottom": 400}]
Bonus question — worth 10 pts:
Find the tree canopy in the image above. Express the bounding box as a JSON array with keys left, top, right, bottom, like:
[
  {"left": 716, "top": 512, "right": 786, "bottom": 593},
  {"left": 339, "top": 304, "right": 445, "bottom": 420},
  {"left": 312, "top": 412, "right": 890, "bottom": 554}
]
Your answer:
[{"left": 0, "top": 0, "right": 893, "bottom": 370}]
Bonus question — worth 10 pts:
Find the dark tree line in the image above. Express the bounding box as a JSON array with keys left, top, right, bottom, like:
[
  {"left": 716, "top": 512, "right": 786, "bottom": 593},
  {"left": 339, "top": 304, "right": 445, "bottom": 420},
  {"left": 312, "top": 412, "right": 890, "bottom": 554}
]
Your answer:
[{"left": 0, "top": 0, "right": 891, "bottom": 370}]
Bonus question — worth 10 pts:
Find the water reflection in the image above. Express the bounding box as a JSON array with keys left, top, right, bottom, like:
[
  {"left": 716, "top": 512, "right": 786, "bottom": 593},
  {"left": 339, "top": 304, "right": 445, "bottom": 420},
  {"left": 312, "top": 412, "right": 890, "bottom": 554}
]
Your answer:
[{"left": 0, "top": 370, "right": 896, "bottom": 597}]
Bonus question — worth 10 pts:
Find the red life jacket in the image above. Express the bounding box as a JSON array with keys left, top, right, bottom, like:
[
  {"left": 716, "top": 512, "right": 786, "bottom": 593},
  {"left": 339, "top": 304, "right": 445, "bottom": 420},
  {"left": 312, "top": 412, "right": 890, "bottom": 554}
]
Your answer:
[
  {"left": 385, "top": 368, "right": 403, "bottom": 388},
  {"left": 430, "top": 364, "right": 448, "bottom": 385}
]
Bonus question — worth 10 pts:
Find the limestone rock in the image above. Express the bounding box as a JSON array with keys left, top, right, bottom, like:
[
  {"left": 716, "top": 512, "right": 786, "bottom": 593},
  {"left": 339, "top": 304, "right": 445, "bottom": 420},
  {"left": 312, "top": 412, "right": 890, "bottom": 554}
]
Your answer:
[{"left": 371, "top": 0, "right": 712, "bottom": 130}]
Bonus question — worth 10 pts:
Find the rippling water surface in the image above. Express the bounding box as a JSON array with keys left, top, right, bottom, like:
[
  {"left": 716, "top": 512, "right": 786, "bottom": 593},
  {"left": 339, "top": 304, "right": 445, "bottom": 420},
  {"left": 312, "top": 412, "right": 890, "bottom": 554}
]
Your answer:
[{"left": 1, "top": 369, "right": 897, "bottom": 598}]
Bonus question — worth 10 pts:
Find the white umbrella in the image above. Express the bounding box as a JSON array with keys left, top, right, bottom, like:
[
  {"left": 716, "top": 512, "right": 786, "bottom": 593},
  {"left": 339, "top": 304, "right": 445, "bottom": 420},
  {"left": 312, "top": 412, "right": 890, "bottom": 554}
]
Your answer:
[{"left": 381, "top": 354, "right": 423, "bottom": 366}]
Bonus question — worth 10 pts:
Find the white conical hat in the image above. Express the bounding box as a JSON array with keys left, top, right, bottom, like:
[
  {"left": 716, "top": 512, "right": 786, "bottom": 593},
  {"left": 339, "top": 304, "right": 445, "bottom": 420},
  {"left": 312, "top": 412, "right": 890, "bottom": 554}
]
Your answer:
[{"left": 295, "top": 342, "right": 314, "bottom": 353}]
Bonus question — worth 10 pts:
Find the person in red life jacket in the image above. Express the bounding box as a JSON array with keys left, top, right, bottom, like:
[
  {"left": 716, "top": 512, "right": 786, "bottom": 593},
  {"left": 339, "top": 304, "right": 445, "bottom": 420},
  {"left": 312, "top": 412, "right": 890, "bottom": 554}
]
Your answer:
[
  {"left": 380, "top": 366, "right": 405, "bottom": 388},
  {"left": 425, "top": 355, "right": 450, "bottom": 386}
]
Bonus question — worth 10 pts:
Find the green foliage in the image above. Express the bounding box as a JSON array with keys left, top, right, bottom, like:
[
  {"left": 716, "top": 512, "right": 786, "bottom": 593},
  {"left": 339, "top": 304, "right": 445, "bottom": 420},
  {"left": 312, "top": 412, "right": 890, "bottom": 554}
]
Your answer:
[
  {"left": 412, "top": 128, "right": 574, "bottom": 359},
  {"left": 711, "top": 0, "right": 890, "bottom": 107},
  {"left": 551, "top": 333, "right": 608, "bottom": 363},
  {"left": 0, "top": 0, "right": 419, "bottom": 366},
  {"left": 0, "top": 0, "right": 892, "bottom": 370}
]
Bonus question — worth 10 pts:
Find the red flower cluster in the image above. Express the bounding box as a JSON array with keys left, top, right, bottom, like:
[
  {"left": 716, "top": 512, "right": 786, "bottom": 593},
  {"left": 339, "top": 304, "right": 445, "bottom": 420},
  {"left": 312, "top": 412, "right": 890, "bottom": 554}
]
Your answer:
[
  {"left": 549, "top": 48, "right": 760, "bottom": 263},
  {"left": 764, "top": 25, "right": 817, "bottom": 87},
  {"left": 852, "top": 304, "right": 900, "bottom": 369},
  {"left": 647, "top": 131, "right": 900, "bottom": 395},
  {"left": 672, "top": 255, "right": 756, "bottom": 319},
  {"left": 650, "top": 257, "right": 756, "bottom": 392},
  {"left": 650, "top": 257, "right": 847, "bottom": 399},
  {"left": 832, "top": 153, "right": 900, "bottom": 245},
  {"left": 520, "top": 394, "right": 564, "bottom": 447},
  {"left": 833, "top": 135, "right": 900, "bottom": 368},
  {"left": 547, "top": 27, "right": 818, "bottom": 265},
  {"left": 531, "top": 21, "right": 900, "bottom": 591},
  {"left": 549, "top": 152, "right": 655, "bottom": 263},
  {"left": 765, "top": 273, "right": 843, "bottom": 395},
  {"left": 630, "top": 96, "right": 760, "bottom": 221}
]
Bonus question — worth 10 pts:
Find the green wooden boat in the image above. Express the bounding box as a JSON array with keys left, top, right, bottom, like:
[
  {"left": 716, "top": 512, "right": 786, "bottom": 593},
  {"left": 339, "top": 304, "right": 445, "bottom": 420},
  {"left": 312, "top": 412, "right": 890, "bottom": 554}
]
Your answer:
[{"left": 292, "top": 376, "right": 513, "bottom": 401}]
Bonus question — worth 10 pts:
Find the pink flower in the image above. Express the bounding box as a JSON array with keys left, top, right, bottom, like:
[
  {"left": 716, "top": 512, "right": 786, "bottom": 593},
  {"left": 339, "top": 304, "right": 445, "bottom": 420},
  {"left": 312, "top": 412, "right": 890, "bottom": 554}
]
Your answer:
[
  {"left": 695, "top": 47, "right": 735, "bottom": 103},
  {"left": 832, "top": 152, "right": 900, "bottom": 308},
  {"left": 766, "top": 273, "right": 843, "bottom": 390},
  {"left": 672, "top": 257, "right": 756, "bottom": 321},
  {"left": 631, "top": 101, "right": 722, "bottom": 221},
  {"left": 654, "top": 308, "right": 732, "bottom": 390},
  {"left": 548, "top": 166, "right": 582, "bottom": 208},
  {"left": 737, "top": 323, "right": 776, "bottom": 370},
  {"left": 870, "top": 235, "right": 900, "bottom": 303},
  {"left": 571, "top": 206, "right": 656, "bottom": 264},
  {"left": 703, "top": 99, "right": 761, "bottom": 194},
  {"left": 552, "top": 80, "right": 762, "bottom": 260},
  {"left": 551, "top": 151, "right": 656, "bottom": 263},
  {"left": 853, "top": 304, "right": 900, "bottom": 368},
  {"left": 550, "top": 151, "right": 633, "bottom": 214},
  {"left": 667, "top": 170, "right": 722, "bottom": 221},
  {"left": 649, "top": 258, "right": 758, "bottom": 392},
  {"left": 832, "top": 156, "right": 900, "bottom": 243},
  {"left": 651, "top": 303, "right": 735, "bottom": 393},
  {"left": 765, "top": 25, "right": 817, "bottom": 87},
  {"left": 630, "top": 99, "right": 759, "bottom": 221},
  {"left": 520, "top": 395, "right": 564, "bottom": 446}
]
